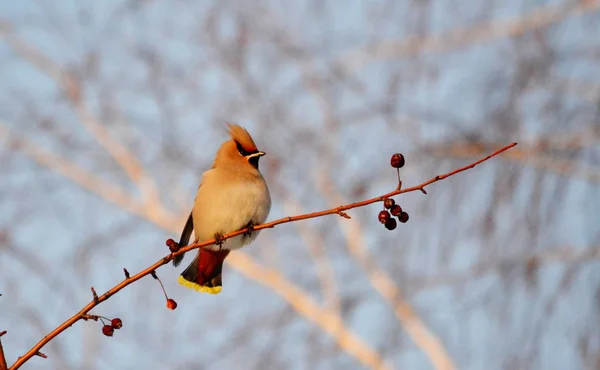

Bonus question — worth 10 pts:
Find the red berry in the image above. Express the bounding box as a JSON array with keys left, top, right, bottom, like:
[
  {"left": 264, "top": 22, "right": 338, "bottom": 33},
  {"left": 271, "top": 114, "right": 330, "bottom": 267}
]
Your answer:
[
  {"left": 102, "top": 325, "right": 114, "bottom": 337},
  {"left": 390, "top": 153, "right": 405, "bottom": 168},
  {"left": 399, "top": 211, "right": 409, "bottom": 223},
  {"left": 166, "top": 298, "right": 178, "bottom": 310},
  {"left": 384, "top": 218, "right": 397, "bottom": 230},
  {"left": 378, "top": 210, "right": 390, "bottom": 224},
  {"left": 166, "top": 239, "right": 179, "bottom": 253},
  {"left": 383, "top": 198, "right": 395, "bottom": 209},
  {"left": 390, "top": 204, "right": 402, "bottom": 216},
  {"left": 111, "top": 318, "right": 123, "bottom": 329}
]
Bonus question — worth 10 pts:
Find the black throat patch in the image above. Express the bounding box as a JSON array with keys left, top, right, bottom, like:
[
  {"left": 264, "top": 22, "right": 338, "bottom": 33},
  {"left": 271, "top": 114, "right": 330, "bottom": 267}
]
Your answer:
[{"left": 248, "top": 155, "right": 260, "bottom": 169}]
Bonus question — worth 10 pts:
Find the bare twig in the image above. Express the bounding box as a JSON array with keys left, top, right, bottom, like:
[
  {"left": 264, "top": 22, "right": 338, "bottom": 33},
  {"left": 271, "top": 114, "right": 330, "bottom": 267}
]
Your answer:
[
  {"left": 90, "top": 287, "right": 98, "bottom": 302},
  {"left": 0, "top": 120, "right": 386, "bottom": 369},
  {"left": 430, "top": 141, "right": 600, "bottom": 185},
  {"left": 0, "top": 331, "right": 7, "bottom": 370},
  {"left": 9, "top": 142, "right": 516, "bottom": 370}
]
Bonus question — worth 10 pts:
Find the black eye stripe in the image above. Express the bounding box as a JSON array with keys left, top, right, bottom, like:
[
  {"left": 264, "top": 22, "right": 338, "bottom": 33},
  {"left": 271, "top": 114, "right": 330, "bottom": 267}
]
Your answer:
[
  {"left": 235, "top": 141, "right": 257, "bottom": 157},
  {"left": 236, "top": 142, "right": 249, "bottom": 156}
]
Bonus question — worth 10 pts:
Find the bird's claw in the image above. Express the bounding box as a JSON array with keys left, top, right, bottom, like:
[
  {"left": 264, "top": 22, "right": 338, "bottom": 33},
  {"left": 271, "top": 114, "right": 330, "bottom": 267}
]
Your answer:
[
  {"left": 243, "top": 223, "right": 254, "bottom": 237},
  {"left": 214, "top": 233, "right": 225, "bottom": 249}
]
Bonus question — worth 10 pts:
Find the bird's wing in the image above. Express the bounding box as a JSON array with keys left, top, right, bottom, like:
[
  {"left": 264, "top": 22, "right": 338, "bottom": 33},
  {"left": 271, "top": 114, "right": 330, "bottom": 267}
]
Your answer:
[{"left": 173, "top": 211, "right": 194, "bottom": 267}]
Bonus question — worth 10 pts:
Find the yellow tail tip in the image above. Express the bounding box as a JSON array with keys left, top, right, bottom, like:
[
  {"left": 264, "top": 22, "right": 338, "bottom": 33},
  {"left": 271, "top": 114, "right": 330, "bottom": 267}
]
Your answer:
[{"left": 177, "top": 275, "right": 222, "bottom": 294}]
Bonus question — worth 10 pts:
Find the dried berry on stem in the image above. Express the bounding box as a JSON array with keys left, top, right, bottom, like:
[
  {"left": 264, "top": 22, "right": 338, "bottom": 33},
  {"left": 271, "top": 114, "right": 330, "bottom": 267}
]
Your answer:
[
  {"left": 390, "top": 153, "right": 405, "bottom": 168},
  {"left": 166, "top": 238, "right": 180, "bottom": 253},
  {"left": 102, "top": 325, "right": 114, "bottom": 337},
  {"left": 152, "top": 271, "right": 178, "bottom": 310},
  {"left": 390, "top": 205, "right": 402, "bottom": 216},
  {"left": 111, "top": 318, "right": 123, "bottom": 329},
  {"left": 383, "top": 198, "right": 395, "bottom": 209},
  {"left": 166, "top": 298, "right": 178, "bottom": 310},
  {"left": 378, "top": 210, "right": 390, "bottom": 224},
  {"left": 399, "top": 212, "right": 409, "bottom": 223},
  {"left": 384, "top": 218, "right": 397, "bottom": 230}
]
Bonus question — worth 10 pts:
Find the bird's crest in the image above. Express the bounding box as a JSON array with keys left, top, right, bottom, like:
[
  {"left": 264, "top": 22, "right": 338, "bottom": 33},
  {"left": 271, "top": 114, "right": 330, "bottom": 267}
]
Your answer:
[{"left": 227, "top": 123, "right": 258, "bottom": 153}]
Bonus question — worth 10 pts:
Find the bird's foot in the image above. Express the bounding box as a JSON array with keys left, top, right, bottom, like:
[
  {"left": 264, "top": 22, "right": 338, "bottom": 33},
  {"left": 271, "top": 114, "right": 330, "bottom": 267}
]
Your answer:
[
  {"left": 214, "top": 233, "right": 225, "bottom": 250},
  {"left": 243, "top": 222, "right": 255, "bottom": 238}
]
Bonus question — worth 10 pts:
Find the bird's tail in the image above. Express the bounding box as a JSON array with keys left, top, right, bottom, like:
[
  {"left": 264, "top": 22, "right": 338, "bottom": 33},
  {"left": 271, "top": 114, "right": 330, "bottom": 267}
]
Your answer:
[{"left": 178, "top": 249, "right": 230, "bottom": 294}]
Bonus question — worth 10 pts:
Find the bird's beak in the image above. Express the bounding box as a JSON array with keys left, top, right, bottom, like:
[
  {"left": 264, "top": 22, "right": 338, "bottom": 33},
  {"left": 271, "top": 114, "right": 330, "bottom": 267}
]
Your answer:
[{"left": 248, "top": 151, "right": 266, "bottom": 158}]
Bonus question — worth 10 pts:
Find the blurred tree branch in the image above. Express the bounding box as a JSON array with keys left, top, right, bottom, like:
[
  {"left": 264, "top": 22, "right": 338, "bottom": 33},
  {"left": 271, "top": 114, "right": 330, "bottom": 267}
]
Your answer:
[
  {"left": 317, "top": 168, "right": 457, "bottom": 370},
  {"left": 284, "top": 198, "right": 341, "bottom": 313},
  {"left": 407, "top": 245, "right": 600, "bottom": 294},
  {"left": 0, "top": 24, "right": 163, "bottom": 213},
  {"left": 338, "top": 0, "right": 600, "bottom": 71}
]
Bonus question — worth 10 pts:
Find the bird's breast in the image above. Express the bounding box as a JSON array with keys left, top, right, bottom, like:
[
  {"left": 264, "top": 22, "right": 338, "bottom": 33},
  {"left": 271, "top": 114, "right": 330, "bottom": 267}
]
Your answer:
[{"left": 192, "top": 175, "right": 271, "bottom": 251}]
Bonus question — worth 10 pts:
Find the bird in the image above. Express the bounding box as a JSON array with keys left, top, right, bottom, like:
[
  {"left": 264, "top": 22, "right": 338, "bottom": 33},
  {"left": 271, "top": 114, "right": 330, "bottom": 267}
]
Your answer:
[{"left": 174, "top": 124, "right": 271, "bottom": 294}]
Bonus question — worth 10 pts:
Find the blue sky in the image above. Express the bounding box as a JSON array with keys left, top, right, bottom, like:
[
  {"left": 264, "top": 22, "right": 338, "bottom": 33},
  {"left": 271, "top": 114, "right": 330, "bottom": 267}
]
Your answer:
[{"left": 1, "top": 1, "right": 599, "bottom": 369}]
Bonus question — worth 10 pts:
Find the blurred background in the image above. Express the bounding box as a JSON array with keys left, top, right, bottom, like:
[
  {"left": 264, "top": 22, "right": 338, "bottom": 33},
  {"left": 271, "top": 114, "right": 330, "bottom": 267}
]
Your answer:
[{"left": 0, "top": 1, "right": 599, "bottom": 369}]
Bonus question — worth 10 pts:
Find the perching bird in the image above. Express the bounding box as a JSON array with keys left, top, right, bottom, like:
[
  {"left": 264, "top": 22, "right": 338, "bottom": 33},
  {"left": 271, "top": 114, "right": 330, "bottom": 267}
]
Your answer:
[{"left": 174, "top": 124, "right": 271, "bottom": 294}]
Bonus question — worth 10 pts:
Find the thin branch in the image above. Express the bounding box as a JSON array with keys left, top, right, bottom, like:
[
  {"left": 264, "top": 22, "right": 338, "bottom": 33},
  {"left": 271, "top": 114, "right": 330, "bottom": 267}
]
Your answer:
[
  {"left": 430, "top": 141, "right": 600, "bottom": 185},
  {"left": 9, "top": 142, "right": 517, "bottom": 370},
  {"left": 177, "top": 143, "right": 519, "bottom": 260},
  {"left": 0, "top": 331, "right": 7, "bottom": 370},
  {"left": 1, "top": 120, "right": 387, "bottom": 369}
]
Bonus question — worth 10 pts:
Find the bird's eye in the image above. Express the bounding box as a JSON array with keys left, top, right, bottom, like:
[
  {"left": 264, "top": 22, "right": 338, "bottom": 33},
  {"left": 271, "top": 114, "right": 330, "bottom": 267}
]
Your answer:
[{"left": 236, "top": 142, "right": 249, "bottom": 156}]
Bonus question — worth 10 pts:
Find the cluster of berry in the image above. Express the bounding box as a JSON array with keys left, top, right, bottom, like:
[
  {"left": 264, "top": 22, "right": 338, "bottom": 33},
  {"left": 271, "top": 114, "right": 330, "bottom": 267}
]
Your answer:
[
  {"left": 102, "top": 318, "right": 123, "bottom": 337},
  {"left": 378, "top": 153, "right": 409, "bottom": 230},
  {"left": 378, "top": 198, "right": 409, "bottom": 230}
]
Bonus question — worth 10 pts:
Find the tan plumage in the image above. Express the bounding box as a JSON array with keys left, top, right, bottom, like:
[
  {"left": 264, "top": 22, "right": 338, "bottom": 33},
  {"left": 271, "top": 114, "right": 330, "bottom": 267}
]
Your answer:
[{"left": 174, "top": 124, "right": 271, "bottom": 294}]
